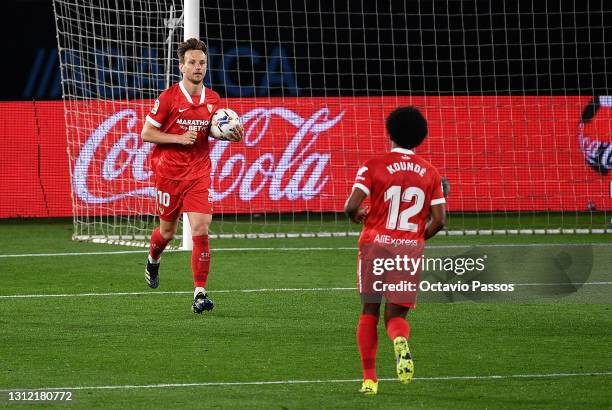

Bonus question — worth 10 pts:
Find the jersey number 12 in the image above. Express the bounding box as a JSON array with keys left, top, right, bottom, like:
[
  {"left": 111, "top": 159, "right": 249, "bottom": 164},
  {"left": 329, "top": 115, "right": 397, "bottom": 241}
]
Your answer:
[{"left": 384, "top": 186, "right": 425, "bottom": 231}]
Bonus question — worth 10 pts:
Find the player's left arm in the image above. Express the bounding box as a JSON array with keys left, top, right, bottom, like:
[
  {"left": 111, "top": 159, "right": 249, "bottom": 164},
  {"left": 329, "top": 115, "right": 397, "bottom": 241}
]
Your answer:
[
  {"left": 425, "top": 203, "right": 446, "bottom": 239},
  {"left": 424, "top": 173, "right": 447, "bottom": 239},
  {"left": 344, "top": 188, "right": 369, "bottom": 224}
]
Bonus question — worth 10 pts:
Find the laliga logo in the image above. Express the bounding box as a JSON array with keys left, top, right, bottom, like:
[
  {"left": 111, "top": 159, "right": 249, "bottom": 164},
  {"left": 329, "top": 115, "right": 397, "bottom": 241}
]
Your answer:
[
  {"left": 578, "top": 96, "right": 612, "bottom": 174},
  {"left": 73, "top": 107, "right": 344, "bottom": 204}
]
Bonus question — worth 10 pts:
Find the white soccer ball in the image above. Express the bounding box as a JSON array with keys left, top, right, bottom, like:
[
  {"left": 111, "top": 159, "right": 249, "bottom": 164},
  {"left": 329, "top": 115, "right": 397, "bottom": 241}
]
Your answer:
[{"left": 209, "top": 108, "right": 241, "bottom": 141}]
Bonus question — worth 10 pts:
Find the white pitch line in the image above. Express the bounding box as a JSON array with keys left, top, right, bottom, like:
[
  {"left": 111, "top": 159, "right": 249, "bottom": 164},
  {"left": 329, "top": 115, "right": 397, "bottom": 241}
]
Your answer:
[
  {"left": 0, "top": 287, "right": 357, "bottom": 299},
  {"left": 1, "top": 282, "right": 611, "bottom": 300},
  {"left": 0, "top": 248, "right": 356, "bottom": 258},
  {"left": 0, "top": 242, "right": 610, "bottom": 258},
  {"left": 0, "top": 371, "right": 609, "bottom": 392}
]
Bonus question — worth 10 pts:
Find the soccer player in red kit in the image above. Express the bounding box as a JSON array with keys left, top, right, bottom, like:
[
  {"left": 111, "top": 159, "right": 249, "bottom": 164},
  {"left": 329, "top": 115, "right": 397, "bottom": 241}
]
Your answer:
[
  {"left": 344, "top": 106, "right": 446, "bottom": 394},
  {"left": 141, "top": 38, "right": 243, "bottom": 313}
]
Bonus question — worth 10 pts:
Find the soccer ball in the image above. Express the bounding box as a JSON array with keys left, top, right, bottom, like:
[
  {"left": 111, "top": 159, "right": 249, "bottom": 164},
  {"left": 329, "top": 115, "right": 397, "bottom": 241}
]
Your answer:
[{"left": 209, "top": 108, "right": 241, "bottom": 141}]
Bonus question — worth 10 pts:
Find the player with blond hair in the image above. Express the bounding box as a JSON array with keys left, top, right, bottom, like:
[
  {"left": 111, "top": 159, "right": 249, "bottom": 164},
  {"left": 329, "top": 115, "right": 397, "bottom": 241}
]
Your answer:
[{"left": 142, "top": 38, "right": 242, "bottom": 313}]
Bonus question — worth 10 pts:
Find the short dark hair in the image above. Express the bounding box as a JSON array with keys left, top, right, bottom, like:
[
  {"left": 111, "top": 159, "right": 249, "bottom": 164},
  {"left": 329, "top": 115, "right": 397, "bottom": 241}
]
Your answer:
[
  {"left": 385, "top": 106, "right": 428, "bottom": 149},
  {"left": 177, "top": 38, "right": 207, "bottom": 63}
]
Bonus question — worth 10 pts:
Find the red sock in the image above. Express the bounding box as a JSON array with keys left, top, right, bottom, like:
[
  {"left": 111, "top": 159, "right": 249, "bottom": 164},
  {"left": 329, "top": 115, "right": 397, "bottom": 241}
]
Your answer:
[
  {"left": 357, "top": 314, "right": 379, "bottom": 382},
  {"left": 386, "top": 317, "right": 410, "bottom": 341},
  {"left": 149, "top": 227, "right": 171, "bottom": 261},
  {"left": 192, "top": 235, "right": 210, "bottom": 288}
]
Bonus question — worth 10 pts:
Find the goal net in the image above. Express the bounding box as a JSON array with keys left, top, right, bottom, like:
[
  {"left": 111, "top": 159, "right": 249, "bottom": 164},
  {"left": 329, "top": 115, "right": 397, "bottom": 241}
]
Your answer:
[{"left": 53, "top": 0, "right": 611, "bottom": 245}]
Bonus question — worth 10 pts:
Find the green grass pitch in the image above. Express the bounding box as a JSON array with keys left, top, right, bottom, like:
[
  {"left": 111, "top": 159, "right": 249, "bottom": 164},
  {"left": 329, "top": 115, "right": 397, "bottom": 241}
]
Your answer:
[{"left": 0, "top": 219, "right": 611, "bottom": 408}]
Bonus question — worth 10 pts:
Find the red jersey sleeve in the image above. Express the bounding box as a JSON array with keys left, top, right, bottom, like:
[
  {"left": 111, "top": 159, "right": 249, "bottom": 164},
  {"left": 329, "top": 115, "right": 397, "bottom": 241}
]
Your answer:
[
  {"left": 430, "top": 171, "right": 446, "bottom": 206},
  {"left": 352, "top": 160, "right": 373, "bottom": 196},
  {"left": 145, "top": 90, "right": 172, "bottom": 129}
]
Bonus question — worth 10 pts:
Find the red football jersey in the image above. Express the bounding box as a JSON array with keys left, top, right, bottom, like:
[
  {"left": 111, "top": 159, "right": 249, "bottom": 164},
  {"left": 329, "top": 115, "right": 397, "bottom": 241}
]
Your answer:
[
  {"left": 352, "top": 147, "right": 446, "bottom": 245},
  {"left": 146, "top": 82, "right": 220, "bottom": 180}
]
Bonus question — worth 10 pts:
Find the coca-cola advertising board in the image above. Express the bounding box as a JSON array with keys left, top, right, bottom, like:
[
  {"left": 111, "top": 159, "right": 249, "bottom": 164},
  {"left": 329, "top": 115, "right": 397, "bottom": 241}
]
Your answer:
[{"left": 1, "top": 97, "right": 610, "bottom": 218}]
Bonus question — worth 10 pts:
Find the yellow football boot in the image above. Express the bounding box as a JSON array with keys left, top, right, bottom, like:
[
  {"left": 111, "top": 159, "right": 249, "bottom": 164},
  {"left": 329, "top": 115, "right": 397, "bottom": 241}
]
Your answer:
[
  {"left": 393, "top": 336, "right": 414, "bottom": 384},
  {"left": 359, "top": 379, "right": 378, "bottom": 395}
]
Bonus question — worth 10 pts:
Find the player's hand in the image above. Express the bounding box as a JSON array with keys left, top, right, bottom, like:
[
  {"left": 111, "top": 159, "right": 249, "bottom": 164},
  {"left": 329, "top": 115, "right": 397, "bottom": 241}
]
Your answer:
[
  {"left": 351, "top": 206, "right": 369, "bottom": 224},
  {"left": 441, "top": 177, "right": 450, "bottom": 198},
  {"left": 227, "top": 123, "right": 244, "bottom": 142},
  {"left": 177, "top": 130, "right": 198, "bottom": 145}
]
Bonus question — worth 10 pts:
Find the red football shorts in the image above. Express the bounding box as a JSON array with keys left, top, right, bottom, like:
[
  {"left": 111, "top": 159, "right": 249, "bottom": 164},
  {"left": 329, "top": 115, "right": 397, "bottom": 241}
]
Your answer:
[
  {"left": 154, "top": 175, "right": 213, "bottom": 221},
  {"left": 357, "top": 242, "right": 424, "bottom": 308}
]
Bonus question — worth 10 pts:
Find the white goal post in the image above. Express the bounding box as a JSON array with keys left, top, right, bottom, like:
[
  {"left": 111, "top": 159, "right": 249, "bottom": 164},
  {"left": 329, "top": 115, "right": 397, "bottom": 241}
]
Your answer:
[{"left": 180, "top": 0, "right": 199, "bottom": 250}]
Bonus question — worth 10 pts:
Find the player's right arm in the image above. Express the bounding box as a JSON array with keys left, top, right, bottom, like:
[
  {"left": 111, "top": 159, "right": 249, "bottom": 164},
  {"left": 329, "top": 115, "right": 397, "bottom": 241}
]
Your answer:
[
  {"left": 141, "top": 121, "right": 197, "bottom": 146},
  {"left": 344, "top": 187, "right": 369, "bottom": 224},
  {"left": 345, "top": 162, "right": 372, "bottom": 224},
  {"left": 141, "top": 93, "right": 197, "bottom": 146}
]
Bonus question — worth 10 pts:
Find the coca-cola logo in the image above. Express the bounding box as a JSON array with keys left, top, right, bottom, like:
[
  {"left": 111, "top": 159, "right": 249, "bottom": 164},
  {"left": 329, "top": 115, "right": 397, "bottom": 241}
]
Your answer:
[
  {"left": 72, "top": 106, "right": 344, "bottom": 205},
  {"left": 73, "top": 109, "right": 155, "bottom": 204},
  {"left": 210, "top": 107, "right": 343, "bottom": 201},
  {"left": 578, "top": 96, "right": 612, "bottom": 174}
]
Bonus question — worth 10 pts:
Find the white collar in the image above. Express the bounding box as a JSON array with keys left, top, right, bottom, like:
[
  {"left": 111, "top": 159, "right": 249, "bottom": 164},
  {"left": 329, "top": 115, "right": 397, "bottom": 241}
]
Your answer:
[
  {"left": 391, "top": 147, "right": 415, "bottom": 155},
  {"left": 179, "top": 81, "right": 206, "bottom": 104}
]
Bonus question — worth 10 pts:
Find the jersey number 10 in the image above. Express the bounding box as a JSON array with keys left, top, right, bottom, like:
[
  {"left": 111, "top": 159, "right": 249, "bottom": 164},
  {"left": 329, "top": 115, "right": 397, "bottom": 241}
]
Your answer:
[{"left": 384, "top": 186, "right": 425, "bottom": 232}]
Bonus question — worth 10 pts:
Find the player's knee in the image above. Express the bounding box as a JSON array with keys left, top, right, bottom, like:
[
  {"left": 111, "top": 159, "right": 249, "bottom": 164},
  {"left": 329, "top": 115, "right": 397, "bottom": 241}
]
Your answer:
[
  {"left": 383, "top": 313, "right": 396, "bottom": 326},
  {"left": 361, "top": 303, "right": 381, "bottom": 316},
  {"left": 384, "top": 304, "right": 409, "bottom": 324},
  {"left": 190, "top": 223, "right": 210, "bottom": 236},
  {"left": 159, "top": 227, "right": 176, "bottom": 240}
]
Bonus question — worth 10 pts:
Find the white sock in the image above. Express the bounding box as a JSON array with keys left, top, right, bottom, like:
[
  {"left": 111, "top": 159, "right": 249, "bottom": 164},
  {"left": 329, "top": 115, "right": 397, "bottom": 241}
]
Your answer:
[
  {"left": 194, "top": 287, "right": 206, "bottom": 298},
  {"left": 148, "top": 255, "right": 160, "bottom": 264}
]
